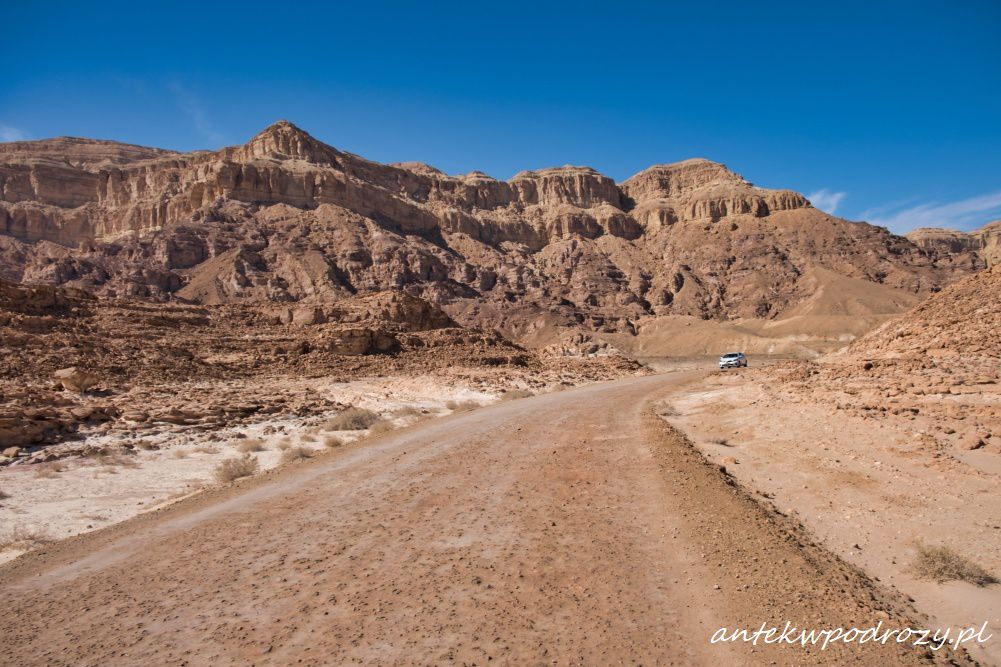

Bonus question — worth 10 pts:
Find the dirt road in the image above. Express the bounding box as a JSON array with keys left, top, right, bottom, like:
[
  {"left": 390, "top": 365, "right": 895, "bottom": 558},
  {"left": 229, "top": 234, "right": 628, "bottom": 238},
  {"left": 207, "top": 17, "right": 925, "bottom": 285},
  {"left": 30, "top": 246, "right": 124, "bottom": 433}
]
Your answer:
[{"left": 0, "top": 373, "right": 960, "bottom": 665}]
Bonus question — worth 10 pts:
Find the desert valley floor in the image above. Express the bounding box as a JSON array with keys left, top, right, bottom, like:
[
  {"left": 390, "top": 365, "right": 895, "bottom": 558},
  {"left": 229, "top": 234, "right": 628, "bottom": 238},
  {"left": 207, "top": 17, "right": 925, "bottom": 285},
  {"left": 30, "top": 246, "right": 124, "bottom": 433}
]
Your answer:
[{"left": 1, "top": 123, "right": 999, "bottom": 665}]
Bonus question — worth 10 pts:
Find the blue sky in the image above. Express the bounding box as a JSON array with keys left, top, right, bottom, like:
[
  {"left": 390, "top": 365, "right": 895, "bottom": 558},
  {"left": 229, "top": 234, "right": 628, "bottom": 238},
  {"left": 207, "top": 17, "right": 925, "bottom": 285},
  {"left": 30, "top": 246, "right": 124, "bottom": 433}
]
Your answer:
[{"left": 2, "top": 0, "right": 999, "bottom": 233}]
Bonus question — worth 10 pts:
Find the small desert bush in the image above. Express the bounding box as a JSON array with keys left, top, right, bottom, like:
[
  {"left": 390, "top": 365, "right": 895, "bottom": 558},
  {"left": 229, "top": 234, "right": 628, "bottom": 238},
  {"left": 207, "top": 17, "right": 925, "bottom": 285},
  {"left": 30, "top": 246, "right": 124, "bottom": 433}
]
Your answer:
[
  {"left": 300, "top": 433, "right": 317, "bottom": 443},
  {"left": 445, "top": 400, "right": 480, "bottom": 412},
  {"left": 171, "top": 449, "right": 189, "bottom": 459},
  {"left": 99, "top": 453, "right": 139, "bottom": 469},
  {"left": 324, "top": 435, "right": 343, "bottom": 448},
  {"left": 135, "top": 439, "right": 158, "bottom": 451},
  {"left": 281, "top": 446, "right": 314, "bottom": 464},
  {"left": 214, "top": 454, "right": 260, "bottom": 483},
  {"left": 500, "top": 389, "right": 534, "bottom": 401},
  {"left": 0, "top": 525, "right": 52, "bottom": 552},
  {"left": 34, "top": 462, "right": 66, "bottom": 478},
  {"left": 236, "top": 439, "right": 266, "bottom": 453},
  {"left": 913, "top": 543, "right": 997, "bottom": 586},
  {"left": 276, "top": 437, "right": 292, "bottom": 451},
  {"left": 193, "top": 445, "right": 220, "bottom": 455},
  {"left": 325, "top": 407, "right": 380, "bottom": 431},
  {"left": 709, "top": 437, "right": 730, "bottom": 447},
  {"left": 368, "top": 419, "right": 396, "bottom": 436},
  {"left": 391, "top": 406, "right": 424, "bottom": 418},
  {"left": 655, "top": 402, "right": 680, "bottom": 417}
]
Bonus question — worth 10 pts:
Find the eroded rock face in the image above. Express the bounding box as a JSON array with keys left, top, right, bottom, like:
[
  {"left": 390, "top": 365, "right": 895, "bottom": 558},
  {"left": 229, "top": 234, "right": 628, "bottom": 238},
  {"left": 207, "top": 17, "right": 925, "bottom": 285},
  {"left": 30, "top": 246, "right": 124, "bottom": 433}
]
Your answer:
[
  {"left": 0, "top": 121, "right": 979, "bottom": 337},
  {"left": 906, "top": 222, "right": 1000, "bottom": 268}
]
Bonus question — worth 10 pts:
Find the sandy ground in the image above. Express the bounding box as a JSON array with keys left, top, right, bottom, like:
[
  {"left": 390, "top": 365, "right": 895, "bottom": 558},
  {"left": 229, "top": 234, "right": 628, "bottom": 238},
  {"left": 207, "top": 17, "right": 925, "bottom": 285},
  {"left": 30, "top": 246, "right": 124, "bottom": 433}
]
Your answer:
[
  {"left": 667, "top": 367, "right": 1001, "bottom": 665},
  {"left": 0, "top": 375, "right": 503, "bottom": 564},
  {"left": 0, "top": 373, "right": 968, "bottom": 665}
]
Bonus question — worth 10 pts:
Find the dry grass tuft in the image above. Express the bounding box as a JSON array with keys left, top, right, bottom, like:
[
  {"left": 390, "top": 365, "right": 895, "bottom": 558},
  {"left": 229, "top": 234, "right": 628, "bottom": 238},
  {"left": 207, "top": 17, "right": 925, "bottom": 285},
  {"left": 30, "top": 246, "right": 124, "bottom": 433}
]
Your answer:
[
  {"left": 98, "top": 453, "right": 140, "bottom": 469},
  {"left": 391, "top": 406, "right": 424, "bottom": 418},
  {"left": 656, "top": 402, "right": 681, "bottom": 417},
  {"left": 445, "top": 400, "right": 480, "bottom": 412},
  {"left": 171, "top": 449, "right": 189, "bottom": 459},
  {"left": 193, "top": 445, "right": 220, "bottom": 455},
  {"left": 300, "top": 433, "right": 318, "bottom": 443},
  {"left": 0, "top": 525, "right": 52, "bottom": 552},
  {"left": 500, "top": 389, "right": 534, "bottom": 401},
  {"left": 276, "top": 437, "right": 292, "bottom": 451},
  {"left": 368, "top": 419, "right": 396, "bottom": 436},
  {"left": 324, "top": 435, "right": 344, "bottom": 449},
  {"left": 236, "top": 439, "right": 266, "bottom": 453},
  {"left": 913, "top": 543, "right": 997, "bottom": 586},
  {"left": 709, "top": 437, "right": 730, "bottom": 447},
  {"left": 214, "top": 454, "right": 260, "bottom": 483},
  {"left": 325, "top": 407, "right": 380, "bottom": 431},
  {"left": 281, "top": 446, "right": 314, "bottom": 464},
  {"left": 34, "top": 462, "right": 66, "bottom": 478}
]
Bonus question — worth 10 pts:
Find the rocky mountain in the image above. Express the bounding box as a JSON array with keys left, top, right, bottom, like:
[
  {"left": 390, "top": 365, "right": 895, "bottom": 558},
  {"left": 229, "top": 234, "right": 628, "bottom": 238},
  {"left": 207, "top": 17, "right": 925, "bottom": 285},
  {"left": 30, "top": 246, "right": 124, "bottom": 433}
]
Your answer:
[
  {"left": 906, "top": 221, "right": 1001, "bottom": 267},
  {"left": 0, "top": 121, "right": 979, "bottom": 348}
]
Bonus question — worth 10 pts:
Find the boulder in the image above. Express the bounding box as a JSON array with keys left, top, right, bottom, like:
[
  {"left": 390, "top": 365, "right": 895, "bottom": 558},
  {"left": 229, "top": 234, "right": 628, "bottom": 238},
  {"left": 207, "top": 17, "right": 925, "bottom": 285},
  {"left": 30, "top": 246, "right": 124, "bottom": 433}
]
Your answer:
[
  {"left": 53, "top": 367, "right": 100, "bottom": 393},
  {"left": 956, "top": 433, "right": 985, "bottom": 451}
]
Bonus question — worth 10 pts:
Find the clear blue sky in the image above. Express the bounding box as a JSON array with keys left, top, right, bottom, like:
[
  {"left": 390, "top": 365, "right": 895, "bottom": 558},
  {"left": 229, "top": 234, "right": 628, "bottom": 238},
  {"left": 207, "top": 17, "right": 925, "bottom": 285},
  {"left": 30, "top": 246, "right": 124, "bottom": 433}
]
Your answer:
[{"left": 3, "top": 1, "right": 999, "bottom": 233}]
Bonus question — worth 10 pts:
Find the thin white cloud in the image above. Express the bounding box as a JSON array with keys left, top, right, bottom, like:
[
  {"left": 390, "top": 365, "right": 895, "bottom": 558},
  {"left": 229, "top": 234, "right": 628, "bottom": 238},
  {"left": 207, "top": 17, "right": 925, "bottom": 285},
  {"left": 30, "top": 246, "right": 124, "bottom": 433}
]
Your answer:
[
  {"left": 806, "top": 188, "right": 847, "bottom": 215},
  {"left": 167, "top": 82, "right": 224, "bottom": 147},
  {"left": 868, "top": 190, "right": 1001, "bottom": 234},
  {"left": 0, "top": 123, "right": 28, "bottom": 142}
]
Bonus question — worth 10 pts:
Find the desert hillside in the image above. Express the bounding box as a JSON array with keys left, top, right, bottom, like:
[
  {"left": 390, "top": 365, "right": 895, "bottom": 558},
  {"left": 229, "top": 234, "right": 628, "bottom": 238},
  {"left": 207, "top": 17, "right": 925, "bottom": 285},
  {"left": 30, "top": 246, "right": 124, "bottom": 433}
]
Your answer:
[
  {"left": 0, "top": 122, "right": 982, "bottom": 352},
  {"left": 771, "top": 264, "right": 1001, "bottom": 452}
]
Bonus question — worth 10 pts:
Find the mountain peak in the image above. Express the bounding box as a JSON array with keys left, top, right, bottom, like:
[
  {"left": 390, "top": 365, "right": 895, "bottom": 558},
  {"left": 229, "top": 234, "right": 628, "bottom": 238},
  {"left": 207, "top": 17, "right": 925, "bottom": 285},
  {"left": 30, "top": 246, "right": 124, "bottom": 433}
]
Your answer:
[{"left": 239, "top": 120, "right": 339, "bottom": 164}]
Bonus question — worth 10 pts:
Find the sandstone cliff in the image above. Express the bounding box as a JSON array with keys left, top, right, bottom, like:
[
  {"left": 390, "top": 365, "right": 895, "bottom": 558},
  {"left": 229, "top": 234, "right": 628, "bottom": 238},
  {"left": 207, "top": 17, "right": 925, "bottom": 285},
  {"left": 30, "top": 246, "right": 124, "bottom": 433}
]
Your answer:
[
  {"left": 906, "top": 221, "right": 1001, "bottom": 267},
  {"left": 0, "top": 121, "right": 978, "bottom": 344}
]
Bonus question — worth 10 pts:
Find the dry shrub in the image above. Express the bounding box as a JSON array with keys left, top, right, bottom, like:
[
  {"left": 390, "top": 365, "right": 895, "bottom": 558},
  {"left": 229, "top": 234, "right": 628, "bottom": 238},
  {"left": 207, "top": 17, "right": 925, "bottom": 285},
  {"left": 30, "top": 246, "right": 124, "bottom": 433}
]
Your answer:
[
  {"left": 913, "top": 543, "right": 997, "bottom": 586},
  {"left": 656, "top": 402, "right": 680, "bottom": 417},
  {"left": 171, "top": 449, "right": 189, "bottom": 459},
  {"left": 34, "top": 462, "right": 65, "bottom": 478},
  {"left": 709, "top": 437, "right": 730, "bottom": 447},
  {"left": 276, "top": 437, "right": 292, "bottom": 451},
  {"left": 325, "top": 407, "right": 380, "bottom": 431},
  {"left": 445, "top": 400, "right": 480, "bottom": 412},
  {"left": 193, "top": 445, "right": 219, "bottom": 455},
  {"left": 99, "top": 453, "right": 139, "bottom": 469},
  {"left": 300, "top": 433, "right": 317, "bottom": 443},
  {"left": 324, "top": 435, "right": 343, "bottom": 448},
  {"left": 0, "top": 525, "right": 52, "bottom": 552},
  {"left": 135, "top": 440, "right": 158, "bottom": 451},
  {"left": 214, "top": 454, "right": 260, "bottom": 483},
  {"left": 236, "top": 439, "right": 266, "bottom": 453},
  {"left": 368, "top": 419, "right": 396, "bottom": 436},
  {"left": 500, "top": 389, "right": 534, "bottom": 401},
  {"left": 281, "top": 446, "right": 314, "bottom": 464},
  {"left": 391, "top": 406, "right": 423, "bottom": 418}
]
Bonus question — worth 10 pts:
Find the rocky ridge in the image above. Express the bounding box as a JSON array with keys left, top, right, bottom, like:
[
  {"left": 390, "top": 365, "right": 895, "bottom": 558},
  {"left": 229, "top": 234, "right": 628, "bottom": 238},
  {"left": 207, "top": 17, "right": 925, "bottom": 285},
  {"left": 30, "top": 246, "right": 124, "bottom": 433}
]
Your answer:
[{"left": 0, "top": 121, "right": 979, "bottom": 345}]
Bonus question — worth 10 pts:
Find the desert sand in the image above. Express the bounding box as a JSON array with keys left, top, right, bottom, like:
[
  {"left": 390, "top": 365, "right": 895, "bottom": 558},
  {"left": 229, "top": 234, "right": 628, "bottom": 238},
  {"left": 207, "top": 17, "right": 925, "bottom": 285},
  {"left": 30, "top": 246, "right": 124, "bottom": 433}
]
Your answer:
[{"left": 0, "top": 375, "right": 970, "bottom": 666}]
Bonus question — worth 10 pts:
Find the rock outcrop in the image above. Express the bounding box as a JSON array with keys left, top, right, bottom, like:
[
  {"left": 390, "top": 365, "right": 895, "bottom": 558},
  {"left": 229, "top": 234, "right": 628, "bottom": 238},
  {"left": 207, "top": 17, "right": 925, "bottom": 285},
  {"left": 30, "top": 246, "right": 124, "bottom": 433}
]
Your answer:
[
  {"left": 906, "top": 221, "right": 1001, "bottom": 267},
  {"left": 0, "top": 121, "right": 979, "bottom": 342}
]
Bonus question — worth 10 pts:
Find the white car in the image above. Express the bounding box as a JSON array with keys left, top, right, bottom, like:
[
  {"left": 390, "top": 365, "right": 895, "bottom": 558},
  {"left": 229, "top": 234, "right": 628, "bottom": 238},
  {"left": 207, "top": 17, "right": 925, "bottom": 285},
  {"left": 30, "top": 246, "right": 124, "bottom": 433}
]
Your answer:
[{"left": 719, "top": 352, "right": 747, "bottom": 369}]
